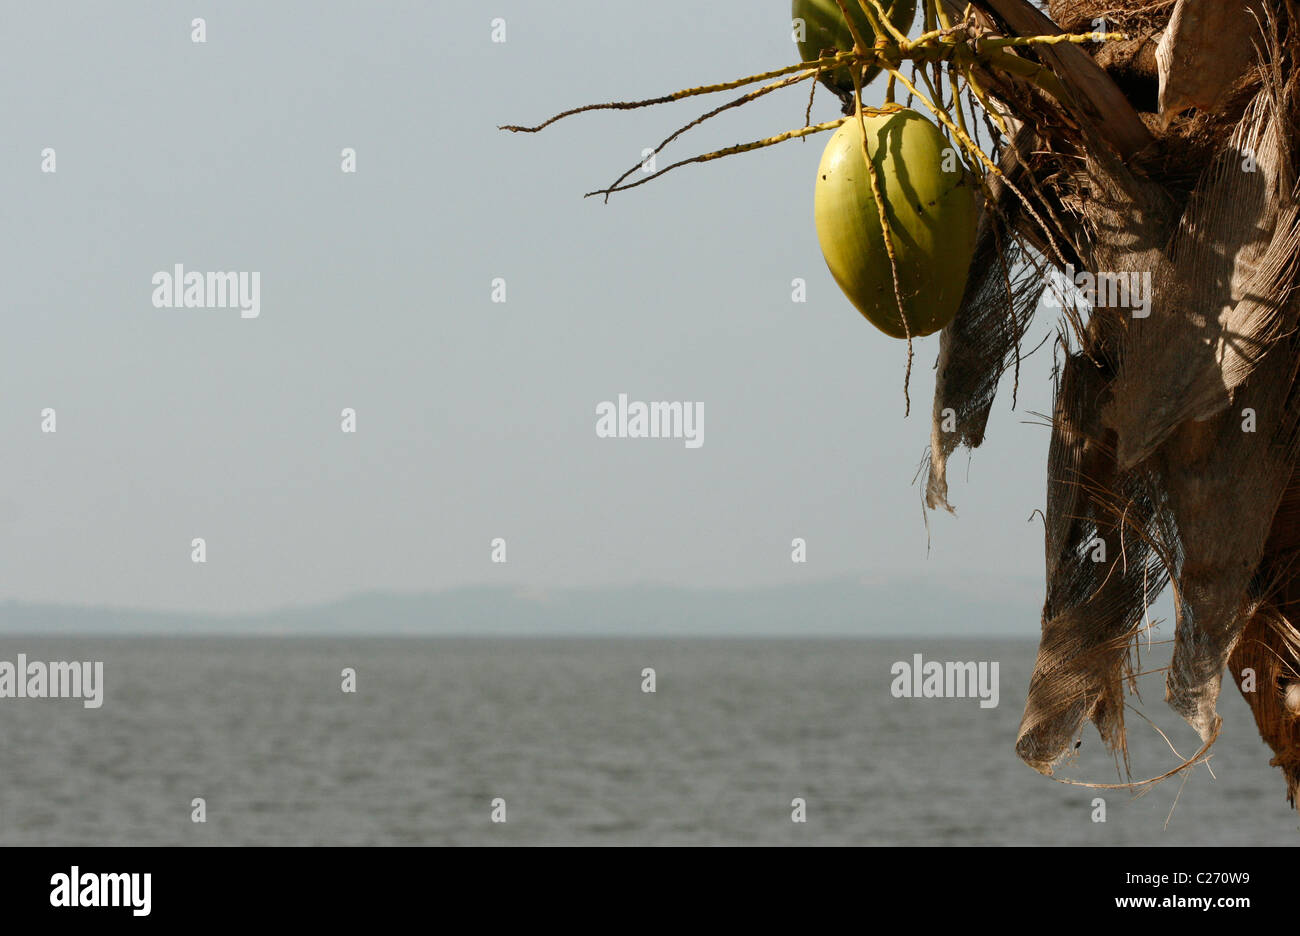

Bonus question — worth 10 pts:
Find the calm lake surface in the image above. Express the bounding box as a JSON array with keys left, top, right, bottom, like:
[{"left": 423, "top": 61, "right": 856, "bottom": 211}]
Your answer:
[{"left": 0, "top": 638, "right": 1294, "bottom": 845}]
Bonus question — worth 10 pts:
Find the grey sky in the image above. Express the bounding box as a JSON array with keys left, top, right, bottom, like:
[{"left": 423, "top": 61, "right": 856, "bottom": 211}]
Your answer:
[{"left": 0, "top": 1, "right": 1058, "bottom": 615}]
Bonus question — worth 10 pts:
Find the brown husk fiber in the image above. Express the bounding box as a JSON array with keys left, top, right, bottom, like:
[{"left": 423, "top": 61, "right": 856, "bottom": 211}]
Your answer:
[{"left": 930, "top": 0, "right": 1300, "bottom": 802}]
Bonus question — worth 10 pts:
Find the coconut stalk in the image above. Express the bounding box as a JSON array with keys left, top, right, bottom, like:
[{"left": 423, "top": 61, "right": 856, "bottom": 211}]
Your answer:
[{"left": 505, "top": 0, "right": 1300, "bottom": 808}]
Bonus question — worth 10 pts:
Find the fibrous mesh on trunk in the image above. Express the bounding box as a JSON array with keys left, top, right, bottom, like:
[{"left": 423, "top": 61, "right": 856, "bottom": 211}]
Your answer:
[{"left": 931, "top": 0, "right": 1300, "bottom": 799}]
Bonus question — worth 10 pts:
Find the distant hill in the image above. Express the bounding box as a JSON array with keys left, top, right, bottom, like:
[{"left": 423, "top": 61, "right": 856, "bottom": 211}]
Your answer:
[{"left": 0, "top": 578, "right": 1042, "bottom": 637}]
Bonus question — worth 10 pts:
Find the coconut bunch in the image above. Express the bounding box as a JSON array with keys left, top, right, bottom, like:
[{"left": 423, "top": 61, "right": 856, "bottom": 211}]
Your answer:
[{"left": 506, "top": 0, "right": 1300, "bottom": 805}]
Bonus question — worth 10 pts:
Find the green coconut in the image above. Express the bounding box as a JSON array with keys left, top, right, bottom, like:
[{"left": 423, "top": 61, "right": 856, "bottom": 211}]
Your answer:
[
  {"left": 792, "top": 0, "right": 917, "bottom": 96},
  {"left": 814, "top": 109, "right": 978, "bottom": 339}
]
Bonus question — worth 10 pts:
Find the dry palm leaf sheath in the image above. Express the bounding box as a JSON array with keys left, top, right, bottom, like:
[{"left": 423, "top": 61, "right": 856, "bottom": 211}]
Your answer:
[{"left": 505, "top": 0, "right": 1300, "bottom": 807}]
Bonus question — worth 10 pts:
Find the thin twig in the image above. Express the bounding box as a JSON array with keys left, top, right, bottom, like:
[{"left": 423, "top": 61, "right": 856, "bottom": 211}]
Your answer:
[{"left": 584, "top": 117, "right": 855, "bottom": 198}]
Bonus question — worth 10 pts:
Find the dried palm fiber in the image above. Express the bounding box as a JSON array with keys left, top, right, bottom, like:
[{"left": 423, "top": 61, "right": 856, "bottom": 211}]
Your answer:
[
  {"left": 1050, "top": 0, "right": 1177, "bottom": 35},
  {"left": 1158, "top": 0, "right": 1271, "bottom": 121},
  {"left": 1231, "top": 603, "right": 1300, "bottom": 803},
  {"left": 923, "top": 121, "right": 1168, "bottom": 512},
  {"left": 1152, "top": 6, "right": 1300, "bottom": 803},
  {"left": 1160, "top": 329, "right": 1300, "bottom": 740},
  {"left": 1015, "top": 342, "right": 1178, "bottom": 774},
  {"left": 979, "top": 0, "right": 1157, "bottom": 160},
  {"left": 1089, "top": 22, "right": 1162, "bottom": 101},
  {"left": 1009, "top": 131, "right": 1189, "bottom": 772},
  {"left": 918, "top": 0, "right": 1300, "bottom": 789},
  {"left": 1012, "top": 123, "right": 1183, "bottom": 774},
  {"left": 925, "top": 126, "right": 1058, "bottom": 512},
  {"left": 1231, "top": 470, "right": 1300, "bottom": 803},
  {"left": 1102, "top": 83, "right": 1300, "bottom": 471},
  {"left": 925, "top": 0, "right": 1163, "bottom": 512},
  {"left": 1226, "top": 368, "right": 1300, "bottom": 802},
  {"left": 928, "top": 1, "right": 1299, "bottom": 776},
  {"left": 1049, "top": 0, "right": 1263, "bottom": 194},
  {"left": 1016, "top": 9, "right": 1300, "bottom": 768},
  {"left": 1072, "top": 1, "right": 1300, "bottom": 800}
]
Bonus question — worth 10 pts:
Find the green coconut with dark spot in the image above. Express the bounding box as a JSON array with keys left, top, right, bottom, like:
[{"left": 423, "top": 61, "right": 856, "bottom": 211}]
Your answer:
[
  {"left": 792, "top": 0, "right": 917, "bottom": 96},
  {"left": 814, "top": 109, "right": 978, "bottom": 338}
]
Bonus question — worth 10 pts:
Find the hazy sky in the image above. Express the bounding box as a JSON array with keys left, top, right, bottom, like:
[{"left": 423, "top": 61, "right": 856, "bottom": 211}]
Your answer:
[{"left": 0, "top": 1, "right": 1060, "bottom": 614}]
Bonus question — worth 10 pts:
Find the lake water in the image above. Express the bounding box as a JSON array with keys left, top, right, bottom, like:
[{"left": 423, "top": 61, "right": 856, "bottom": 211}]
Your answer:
[{"left": 0, "top": 637, "right": 1295, "bottom": 845}]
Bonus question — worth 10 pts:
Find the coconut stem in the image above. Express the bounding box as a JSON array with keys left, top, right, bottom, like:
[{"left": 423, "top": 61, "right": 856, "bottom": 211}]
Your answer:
[
  {"left": 499, "top": 54, "right": 857, "bottom": 133},
  {"left": 852, "top": 65, "right": 913, "bottom": 417},
  {"left": 585, "top": 117, "right": 857, "bottom": 198},
  {"left": 599, "top": 70, "right": 816, "bottom": 201},
  {"left": 804, "top": 64, "right": 821, "bottom": 132},
  {"left": 888, "top": 65, "right": 1069, "bottom": 269},
  {"left": 861, "top": 0, "right": 911, "bottom": 46},
  {"left": 506, "top": 26, "right": 1128, "bottom": 149},
  {"left": 834, "top": 0, "right": 876, "bottom": 57}
]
